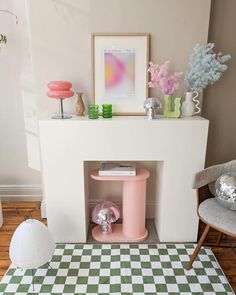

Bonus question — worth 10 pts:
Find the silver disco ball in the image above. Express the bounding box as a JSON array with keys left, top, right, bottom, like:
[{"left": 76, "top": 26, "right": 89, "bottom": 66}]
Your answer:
[{"left": 215, "top": 172, "right": 236, "bottom": 210}]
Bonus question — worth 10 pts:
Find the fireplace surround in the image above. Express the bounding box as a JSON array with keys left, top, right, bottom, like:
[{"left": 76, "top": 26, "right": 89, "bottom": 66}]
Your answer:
[{"left": 39, "top": 116, "right": 209, "bottom": 243}]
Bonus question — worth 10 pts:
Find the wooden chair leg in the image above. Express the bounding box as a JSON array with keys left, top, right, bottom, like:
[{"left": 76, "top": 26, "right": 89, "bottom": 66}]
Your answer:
[
  {"left": 185, "top": 224, "right": 211, "bottom": 270},
  {"left": 216, "top": 232, "right": 223, "bottom": 246}
]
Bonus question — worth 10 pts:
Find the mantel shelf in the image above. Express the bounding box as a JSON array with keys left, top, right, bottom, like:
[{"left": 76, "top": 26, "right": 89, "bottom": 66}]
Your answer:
[{"left": 39, "top": 115, "right": 207, "bottom": 123}]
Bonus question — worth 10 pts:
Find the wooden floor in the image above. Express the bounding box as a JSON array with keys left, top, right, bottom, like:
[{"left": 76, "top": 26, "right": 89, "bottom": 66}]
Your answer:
[{"left": 0, "top": 202, "right": 236, "bottom": 292}]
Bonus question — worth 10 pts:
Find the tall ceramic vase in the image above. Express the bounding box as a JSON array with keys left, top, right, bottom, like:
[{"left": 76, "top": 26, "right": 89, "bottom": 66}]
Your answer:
[{"left": 181, "top": 91, "right": 201, "bottom": 117}]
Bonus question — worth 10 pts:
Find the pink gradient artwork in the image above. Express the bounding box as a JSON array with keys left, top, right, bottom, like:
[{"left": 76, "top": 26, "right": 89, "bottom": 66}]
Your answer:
[{"left": 104, "top": 49, "right": 135, "bottom": 99}]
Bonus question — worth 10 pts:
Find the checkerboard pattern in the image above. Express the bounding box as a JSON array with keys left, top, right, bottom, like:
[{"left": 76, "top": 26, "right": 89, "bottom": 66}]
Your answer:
[{"left": 0, "top": 244, "right": 233, "bottom": 294}]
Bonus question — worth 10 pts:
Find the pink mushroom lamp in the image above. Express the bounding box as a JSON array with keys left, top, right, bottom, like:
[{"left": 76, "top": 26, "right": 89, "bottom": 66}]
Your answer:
[
  {"left": 47, "top": 81, "right": 74, "bottom": 119},
  {"left": 92, "top": 201, "right": 120, "bottom": 234}
]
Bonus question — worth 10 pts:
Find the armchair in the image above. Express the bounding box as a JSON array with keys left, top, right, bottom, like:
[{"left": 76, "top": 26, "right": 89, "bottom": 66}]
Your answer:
[{"left": 186, "top": 160, "right": 236, "bottom": 270}]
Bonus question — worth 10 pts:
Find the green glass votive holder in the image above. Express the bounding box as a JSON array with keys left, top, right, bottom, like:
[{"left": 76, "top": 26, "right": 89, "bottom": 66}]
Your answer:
[
  {"left": 88, "top": 104, "right": 99, "bottom": 119},
  {"left": 102, "top": 104, "right": 112, "bottom": 118},
  {"left": 102, "top": 104, "right": 112, "bottom": 110},
  {"left": 102, "top": 114, "right": 112, "bottom": 118},
  {"left": 89, "top": 104, "right": 99, "bottom": 110},
  {"left": 89, "top": 113, "right": 99, "bottom": 119}
]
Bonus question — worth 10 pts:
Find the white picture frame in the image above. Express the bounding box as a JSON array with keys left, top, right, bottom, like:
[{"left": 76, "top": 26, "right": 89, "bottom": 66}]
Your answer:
[{"left": 92, "top": 33, "right": 150, "bottom": 115}]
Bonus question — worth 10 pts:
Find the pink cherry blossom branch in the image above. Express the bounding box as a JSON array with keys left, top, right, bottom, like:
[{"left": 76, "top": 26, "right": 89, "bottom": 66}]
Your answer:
[{"left": 148, "top": 61, "right": 183, "bottom": 95}]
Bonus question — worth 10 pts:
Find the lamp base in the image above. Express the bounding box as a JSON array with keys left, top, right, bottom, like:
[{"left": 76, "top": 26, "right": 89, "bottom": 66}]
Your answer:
[
  {"left": 51, "top": 99, "right": 72, "bottom": 119},
  {"left": 51, "top": 114, "right": 72, "bottom": 119}
]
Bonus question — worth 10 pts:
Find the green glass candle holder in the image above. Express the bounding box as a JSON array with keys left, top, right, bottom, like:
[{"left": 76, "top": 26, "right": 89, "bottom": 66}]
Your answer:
[
  {"left": 102, "top": 103, "right": 112, "bottom": 108},
  {"left": 102, "top": 104, "right": 112, "bottom": 118},
  {"left": 89, "top": 114, "right": 99, "bottom": 119},
  {"left": 89, "top": 104, "right": 99, "bottom": 110},
  {"left": 102, "top": 114, "right": 112, "bottom": 118},
  {"left": 88, "top": 104, "right": 99, "bottom": 119},
  {"left": 102, "top": 110, "right": 112, "bottom": 114},
  {"left": 102, "top": 104, "right": 112, "bottom": 110}
]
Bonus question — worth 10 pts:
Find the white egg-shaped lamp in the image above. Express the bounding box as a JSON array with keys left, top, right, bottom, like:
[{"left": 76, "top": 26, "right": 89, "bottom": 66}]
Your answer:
[{"left": 9, "top": 219, "right": 55, "bottom": 269}]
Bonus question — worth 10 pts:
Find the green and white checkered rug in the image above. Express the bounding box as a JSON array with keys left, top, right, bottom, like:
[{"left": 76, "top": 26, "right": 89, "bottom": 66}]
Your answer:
[{"left": 0, "top": 244, "right": 233, "bottom": 294}]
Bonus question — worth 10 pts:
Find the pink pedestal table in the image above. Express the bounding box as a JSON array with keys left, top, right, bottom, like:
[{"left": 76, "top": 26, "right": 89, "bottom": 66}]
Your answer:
[{"left": 90, "top": 167, "right": 150, "bottom": 243}]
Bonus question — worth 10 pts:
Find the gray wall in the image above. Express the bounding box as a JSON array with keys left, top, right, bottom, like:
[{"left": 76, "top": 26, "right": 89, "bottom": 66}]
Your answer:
[
  {"left": 0, "top": 0, "right": 41, "bottom": 191},
  {"left": 202, "top": 0, "right": 236, "bottom": 167},
  {"left": 29, "top": 0, "right": 211, "bottom": 116}
]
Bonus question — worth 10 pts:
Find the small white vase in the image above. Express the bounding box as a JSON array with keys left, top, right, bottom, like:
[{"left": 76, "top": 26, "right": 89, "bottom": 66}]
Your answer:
[{"left": 181, "top": 91, "right": 201, "bottom": 117}]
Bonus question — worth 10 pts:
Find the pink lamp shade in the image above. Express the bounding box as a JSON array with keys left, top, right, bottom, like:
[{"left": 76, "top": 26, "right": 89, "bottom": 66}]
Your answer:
[
  {"left": 47, "top": 80, "right": 74, "bottom": 119},
  {"left": 47, "top": 90, "right": 74, "bottom": 99},
  {"left": 48, "top": 81, "right": 72, "bottom": 91}
]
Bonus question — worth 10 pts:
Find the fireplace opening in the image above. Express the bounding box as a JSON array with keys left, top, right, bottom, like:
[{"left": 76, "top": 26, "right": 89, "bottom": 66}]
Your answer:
[{"left": 84, "top": 161, "right": 163, "bottom": 243}]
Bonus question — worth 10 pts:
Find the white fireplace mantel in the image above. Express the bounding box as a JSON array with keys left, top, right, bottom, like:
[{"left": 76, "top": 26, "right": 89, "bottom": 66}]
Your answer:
[{"left": 39, "top": 116, "right": 209, "bottom": 243}]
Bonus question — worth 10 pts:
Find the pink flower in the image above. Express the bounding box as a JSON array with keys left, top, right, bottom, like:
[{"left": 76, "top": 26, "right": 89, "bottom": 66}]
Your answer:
[{"left": 148, "top": 61, "right": 183, "bottom": 95}]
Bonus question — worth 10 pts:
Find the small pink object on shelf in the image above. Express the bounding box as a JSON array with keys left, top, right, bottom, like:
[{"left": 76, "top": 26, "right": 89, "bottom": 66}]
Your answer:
[{"left": 47, "top": 81, "right": 74, "bottom": 119}]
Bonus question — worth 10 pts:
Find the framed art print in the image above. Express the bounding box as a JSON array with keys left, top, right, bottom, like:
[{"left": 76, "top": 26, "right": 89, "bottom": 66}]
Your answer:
[{"left": 92, "top": 33, "right": 150, "bottom": 115}]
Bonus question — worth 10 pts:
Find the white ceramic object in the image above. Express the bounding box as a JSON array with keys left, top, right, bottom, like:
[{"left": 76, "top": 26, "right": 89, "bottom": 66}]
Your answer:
[
  {"left": 181, "top": 91, "right": 201, "bottom": 117},
  {"left": 39, "top": 116, "right": 209, "bottom": 243},
  {"left": 9, "top": 219, "right": 55, "bottom": 269},
  {"left": 0, "top": 200, "right": 3, "bottom": 228}
]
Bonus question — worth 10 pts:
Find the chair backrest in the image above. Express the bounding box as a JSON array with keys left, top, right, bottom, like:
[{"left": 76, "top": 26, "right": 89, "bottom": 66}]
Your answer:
[{"left": 192, "top": 160, "right": 236, "bottom": 189}]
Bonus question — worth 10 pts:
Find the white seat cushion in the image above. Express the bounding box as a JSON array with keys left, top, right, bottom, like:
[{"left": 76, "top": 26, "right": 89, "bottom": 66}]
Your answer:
[{"left": 198, "top": 198, "right": 236, "bottom": 236}]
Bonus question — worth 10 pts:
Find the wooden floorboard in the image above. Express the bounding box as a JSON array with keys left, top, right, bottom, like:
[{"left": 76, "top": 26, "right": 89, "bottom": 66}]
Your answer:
[{"left": 0, "top": 201, "right": 236, "bottom": 292}]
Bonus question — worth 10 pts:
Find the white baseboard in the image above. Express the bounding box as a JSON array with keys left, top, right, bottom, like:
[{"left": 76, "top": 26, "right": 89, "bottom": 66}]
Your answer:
[{"left": 0, "top": 185, "right": 43, "bottom": 201}]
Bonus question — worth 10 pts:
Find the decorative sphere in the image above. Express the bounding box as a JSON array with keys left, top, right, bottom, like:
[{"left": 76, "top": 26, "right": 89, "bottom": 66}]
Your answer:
[{"left": 215, "top": 172, "right": 236, "bottom": 210}]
